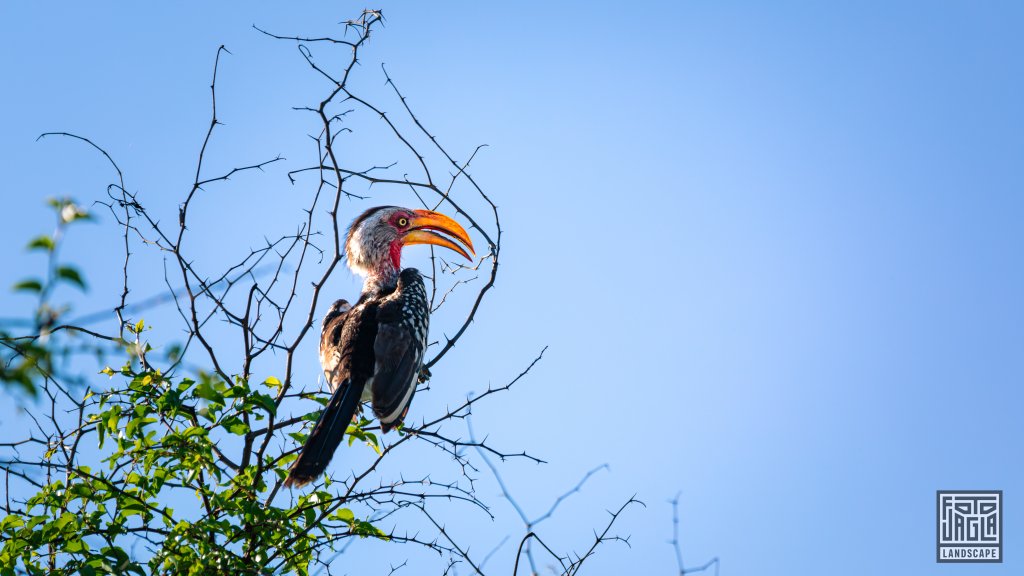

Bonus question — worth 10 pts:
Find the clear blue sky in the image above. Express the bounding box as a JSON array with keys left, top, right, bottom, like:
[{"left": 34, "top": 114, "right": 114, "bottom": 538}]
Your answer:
[{"left": 2, "top": 2, "right": 1022, "bottom": 575}]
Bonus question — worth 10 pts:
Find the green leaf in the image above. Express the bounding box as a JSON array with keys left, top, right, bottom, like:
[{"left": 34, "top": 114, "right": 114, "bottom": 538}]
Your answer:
[
  {"left": 197, "top": 406, "right": 215, "bottom": 422},
  {"left": 125, "top": 416, "right": 156, "bottom": 437},
  {"left": 119, "top": 501, "right": 147, "bottom": 518},
  {"left": 352, "top": 519, "right": 388, "bottom": 539},
  {"left": 221, "top": 416, "right": 249, "bottom": 436},
  {"left": 1, "top": 515, "right": 24, "bottom": 531},
  {"left": 105, "top": 408, "right": 121, "bottom": 433},
  {"left": 64, "top": 538, "right": 88, "bottom": 553},
  {"left": 182, "top": 426, "right": 208, "bottom": 438},
  {"left": 364, "top": 433, "right": 381, "bottom": 455},
  {"left": 193, "top": 380, "right": 223, "bottom": 403},
  {"left": 26, "top": 235, "right": 55, "bottom": 252},
  {"left": 56, "top": 266, "right": 87, "bottom": 290},
  {"left": 26, "top": 515, "right": 46, "bottom": 530},
  {"left": 59, "top": 201, "right": 91, "bottom": 223},
  {"left": 13, "top": 279, "right": 42, "bottom": 293},
  {"left": 249, "top": 392, "right": 277, "bottom": 416},
  {"left": 166, "top": 343, "right": 182, "bottom": 362},
  {"left": 54, "top": 511, "right": 78, "bottom": 531}
]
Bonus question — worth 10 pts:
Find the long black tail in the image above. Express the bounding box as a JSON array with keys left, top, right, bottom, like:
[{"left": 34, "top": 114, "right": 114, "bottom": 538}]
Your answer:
[{"left": 284, "top": 378, "right": 366, "bottom": 488}]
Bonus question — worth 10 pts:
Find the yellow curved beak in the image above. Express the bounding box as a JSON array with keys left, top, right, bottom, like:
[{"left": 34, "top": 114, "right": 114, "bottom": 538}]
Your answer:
[{"left": 402, "top": 209, "right": 476, "bottom": 261}]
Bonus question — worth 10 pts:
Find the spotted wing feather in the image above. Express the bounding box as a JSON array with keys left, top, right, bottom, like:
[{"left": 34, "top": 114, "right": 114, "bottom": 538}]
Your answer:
[{"left": 371, "top": 269, "right": 429, "bottom": 432}]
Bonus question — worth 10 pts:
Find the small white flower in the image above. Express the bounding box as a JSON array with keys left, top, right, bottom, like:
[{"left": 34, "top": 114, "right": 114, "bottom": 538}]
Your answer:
[{"left": 60, "top": 203, "right": 79, "bottom": 223}]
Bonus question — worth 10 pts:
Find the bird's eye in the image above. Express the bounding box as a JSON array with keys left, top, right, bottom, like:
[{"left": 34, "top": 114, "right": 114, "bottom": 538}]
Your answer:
[{"left": 396, "top": 217, "right": 409, "bottom": 227}]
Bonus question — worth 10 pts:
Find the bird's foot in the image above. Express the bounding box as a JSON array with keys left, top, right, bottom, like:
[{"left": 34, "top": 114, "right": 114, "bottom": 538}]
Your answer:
[{"left": 417, "top": 366, "right": 432, "bottom": 384}]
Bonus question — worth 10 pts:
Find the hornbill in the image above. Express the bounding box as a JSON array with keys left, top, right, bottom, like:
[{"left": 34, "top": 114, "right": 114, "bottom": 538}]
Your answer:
[{"left": 284, "top": 206, "right": 474, "bottom": 488}]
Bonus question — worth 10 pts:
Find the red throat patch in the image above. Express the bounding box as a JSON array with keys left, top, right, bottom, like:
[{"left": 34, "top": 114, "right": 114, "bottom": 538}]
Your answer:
[{"left": 388, "top": 240, "right": 402, "bottom": 271}]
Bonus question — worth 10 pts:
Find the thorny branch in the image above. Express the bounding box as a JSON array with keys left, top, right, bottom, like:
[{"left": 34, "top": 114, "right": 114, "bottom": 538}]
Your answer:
[
  {"left": 469, "top": 414, "right": 610, "bottom": 575},
  {"left": 511, "top": 498, "right": 643, "bottom": 576},
  {"left": 670, "top": 493, "right": 720, "bottom": 576}
]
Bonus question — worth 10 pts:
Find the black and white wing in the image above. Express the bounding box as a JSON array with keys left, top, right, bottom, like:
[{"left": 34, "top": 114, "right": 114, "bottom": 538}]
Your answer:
[{"left": 371, "top": 268, "right": 429, "bottom": 432}]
